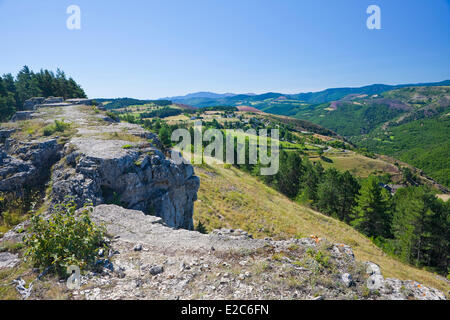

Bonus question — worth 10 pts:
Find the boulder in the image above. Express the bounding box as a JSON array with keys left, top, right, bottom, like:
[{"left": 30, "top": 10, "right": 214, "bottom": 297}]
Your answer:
[
  {"left": 0, "top": 129, "right": 15, "bottom": 142},
  {"left": 11, "top": 111, "right": 34, "bottom": 122},
  {"left": 43, "top": 96, "right": 64, "bottom": 104},
  {"left": 365, "top": 262, "right": 382, "bottom": 276},
  {"left": 341, "top": 273, "right": 354, "bottom": 287},
  {"left": 149, "top": 266, "right": 164, "bottom": 275},
  {"left": 0, "top": 252, "right": 20, "bottom": 269},
  {"left": 23, "top": 97, "right": 45, "bottom": 110},
  {"left": 367, "top": 274, "right": 385, "bottom": 290}
]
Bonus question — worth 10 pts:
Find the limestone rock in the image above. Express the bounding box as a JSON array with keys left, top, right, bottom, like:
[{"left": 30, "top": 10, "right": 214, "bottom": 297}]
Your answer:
[
  {"left": 52, "top": 137, "right": 199, "bottom": 230},
  {"left": 149, "top": 266, "right": 164, "bottom": 275},
  {"left": 365, "top": 262, "right": 382, "bottom": 276},
  {"left": 23, "top": 97, "right": 45, "bottom": 110},
  {"left": 367, "top": 274, "right": 385, "bottom": 290},
  {"left": 11, "top": 111, "right": 34, "bottom": 122},
  {"left": 0, "top": 139, "right": 61, "bottom": 192},
  {"left": 65, "top": 98, "right": 94, "bottom": 105},
  {"left": 0, "top": 128, "right": 16, "bottom": 142},
  {"left": 0, "top": 252, "right": 20, "bottom": 269},
  {"left": 43, "top": 97, "right": 64, "bottom": 104},
  {"left": 341, "top": 273, "right": 353, "bottom": 287}
]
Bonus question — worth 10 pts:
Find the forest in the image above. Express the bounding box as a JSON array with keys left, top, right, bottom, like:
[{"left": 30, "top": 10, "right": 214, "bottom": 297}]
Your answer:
[{"left": 0, "top": 66, "right": 86, "bottom": 121}]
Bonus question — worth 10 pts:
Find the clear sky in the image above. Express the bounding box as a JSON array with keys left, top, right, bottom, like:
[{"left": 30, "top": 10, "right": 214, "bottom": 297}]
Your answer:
[{"left": 0, "top": 0, "right": 449, "bottom": 99}]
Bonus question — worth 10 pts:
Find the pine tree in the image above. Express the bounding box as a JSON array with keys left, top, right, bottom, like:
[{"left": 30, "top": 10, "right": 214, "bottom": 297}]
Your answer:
[
  {"left": 15, "top": 65, "right": 42, "bottom": 108},
  {"left": 350, "top": 175, "right": 391, "bottom": 237},
  {"left": 0, "top": 76, "right": 16, "bottom": 121},
  {"left": 299, "top": 159, "right": 320, "bottom": 203},
  {"left": 316, "top": 168, "right": 341, "bottom": 217},
  {"left": 337, "top": 171, "right": 360, "bottom": 223},
  {"left": 195, "top": 221, "right": 208, "bottom": 234},
  {"left": 392, "top": 186, "right": 449, "bottom": 270},
  {"left": 276, "top": 151, "right": 303, "bottom": 198}
]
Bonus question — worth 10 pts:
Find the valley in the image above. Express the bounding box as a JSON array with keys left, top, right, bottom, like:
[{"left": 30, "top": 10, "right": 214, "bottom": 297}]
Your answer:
[{"left": 0, "top": 68, "right": 448, "bottom": 300}]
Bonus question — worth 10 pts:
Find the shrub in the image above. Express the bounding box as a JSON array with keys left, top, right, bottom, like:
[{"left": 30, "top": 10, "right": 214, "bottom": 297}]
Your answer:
[
  {"left": 106, "top": 111, "right": 120, "bottom": 122},
  {"left": 24, "top": 199, "right": 106, "bottom": 277},
  {"left": 195, "top": 221, "right": 208, "bottom": 234},
  {"left": 42, "top": 120, "right": 70, "bottom": 136}
]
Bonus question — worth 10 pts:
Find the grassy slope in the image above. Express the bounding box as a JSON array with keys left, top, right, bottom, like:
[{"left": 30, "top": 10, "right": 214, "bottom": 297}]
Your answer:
[
  {"left": 193, "top": 163, "right": 449, "bottom": 294},
  {"left": 311, "top": 151, "right": 400, "bottom": 178}
]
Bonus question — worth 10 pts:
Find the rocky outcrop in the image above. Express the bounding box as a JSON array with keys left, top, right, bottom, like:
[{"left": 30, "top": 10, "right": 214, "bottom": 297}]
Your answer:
[
  {"left": 43, "top": 97, "right": 64, "bottom": 104},
  {"left": 1, "top": 101, "right": 445, "bottom": 301},
  {"left": 61, "top": 204, "right": 445, "bottom": 300},
  {"left": 1, "top": 100, "right": 200, "bottom": 230},
  {"left": 11, "top": 111, "right": 34, "bottom": 122},
  {"left": 65, "top": 98, "right": 94, "bottom": 105},
  {"left": 23, "top": 97, "right": 45, "bottom": 110},
  {"left": 0, "top": 252, "right": 20, "bottom": 269},
  {"left": 0, "top": 139, "right": 62, "bottom": 192},
  {"left": 0, "top": 129, "right": 15, "bottom": 143},
  {"left": 51, "top": 137, "right": 199, "bottom": 230}
]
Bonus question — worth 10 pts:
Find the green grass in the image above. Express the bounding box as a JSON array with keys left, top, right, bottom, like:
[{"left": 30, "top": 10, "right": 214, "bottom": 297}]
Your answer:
[
  {"left": 354, "top": 113, "right": 450, "bottom": 187},
  {"left": 42, "top": 120, "right": 71, "bottom": 136}
]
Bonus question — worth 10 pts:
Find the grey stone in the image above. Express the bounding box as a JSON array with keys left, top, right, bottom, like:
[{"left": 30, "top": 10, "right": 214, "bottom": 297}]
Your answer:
[
  {"left": 65, "top": 98, "right": 94, "bottom": 105},
  {"left": 0, "top": 139, "right": 62, "bottom": 192},
  {"left": 365, "top": 262, "right": 382, "bottom": 276},
  {"left": 23, "top": 97, "right": 45, "bottom": 110},
  {"left": 367, "top": 274, "right": 385, "bottom": 290},
  {"left": 52, "top": 137, "right": 200, "bottom": 230},
  {"left": 0, "top": 252, "right": 20, "bottom": 269},
  {"left": 43, "top": 96, "right": 64, "bottom": 104},
  {"left": 149, "top": 266, "right": 164, "bottom": 275},
  {"left": 341, "top": 273, "right": 353, "bottom": 287},
  {"left": 0, "top": 129, "right": 16, "bottom": 141},
  {"left": 11, "top": 111, "right": 34, "bottom": 122}
]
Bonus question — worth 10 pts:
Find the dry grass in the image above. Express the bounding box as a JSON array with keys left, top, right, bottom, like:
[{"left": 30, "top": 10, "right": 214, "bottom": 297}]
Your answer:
[
  {"left": 193, "top": 163, "right": 449, "bottom": 295},
  {"left": 96, "top": 132, "right": 146, "bottom": 143},
  {"left": 436, "top": 194, "right": 450, "bottom": 202},
  {"left": 312, "top": 151, "right": 399, "bottom": 178}
]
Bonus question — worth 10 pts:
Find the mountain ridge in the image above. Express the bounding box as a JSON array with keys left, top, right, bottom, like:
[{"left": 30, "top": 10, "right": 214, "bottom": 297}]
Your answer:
[{"left": 155, "top": 80, "right": 450, "bottom": 107}]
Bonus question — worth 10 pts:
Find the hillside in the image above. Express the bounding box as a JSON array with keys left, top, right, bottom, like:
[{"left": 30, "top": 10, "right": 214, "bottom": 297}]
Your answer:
[
  {"left": 110, "top": 102, "right": 449, "bottom": 277},
  {"left": 291, "top": 86, "right": 450, "bottom": 187},
  {"left": 0, "top": 101, "right": 447, "bottom": 300},
  {"left": 193, "top": 162, "right": 449, "bottom": 294}
]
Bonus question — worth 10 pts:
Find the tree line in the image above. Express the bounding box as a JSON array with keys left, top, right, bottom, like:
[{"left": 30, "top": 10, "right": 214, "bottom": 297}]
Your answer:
[{"left": 0, "top": 66, "right": 86, "bottom": 121}]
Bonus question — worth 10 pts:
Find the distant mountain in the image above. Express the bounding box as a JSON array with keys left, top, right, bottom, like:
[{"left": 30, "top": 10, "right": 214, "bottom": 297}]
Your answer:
[
  {"left": 162, "top": 92, "right": 238, "bottom": 101},
  {"left": 161, "top": 80, "right": 450, "bottom": 109},
  {"left": 289, "top": 80, "right": 450, "bottom": 104}
]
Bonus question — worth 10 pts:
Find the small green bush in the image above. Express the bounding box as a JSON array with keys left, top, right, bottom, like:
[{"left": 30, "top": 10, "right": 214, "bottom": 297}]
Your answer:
[
  {"left": 195, "top": 221, "right": 208, "bottom": 234},
  {"left": 106, "top": 111, "right": 120, "bottom": 122},
  {"left": 122, "top": 144, "right": 133, "bottom": 149},
  {"left": 24, "top": 199, "right": 106, "bottom": 277},
  {"left": 42, "top": 120, "right": 70, "bottom": 136}
]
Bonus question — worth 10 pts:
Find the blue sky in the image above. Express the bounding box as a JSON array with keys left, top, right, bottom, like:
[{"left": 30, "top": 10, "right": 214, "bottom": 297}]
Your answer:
[{"left": 0, "top": 0, "right": 449, "bottom": 99}]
